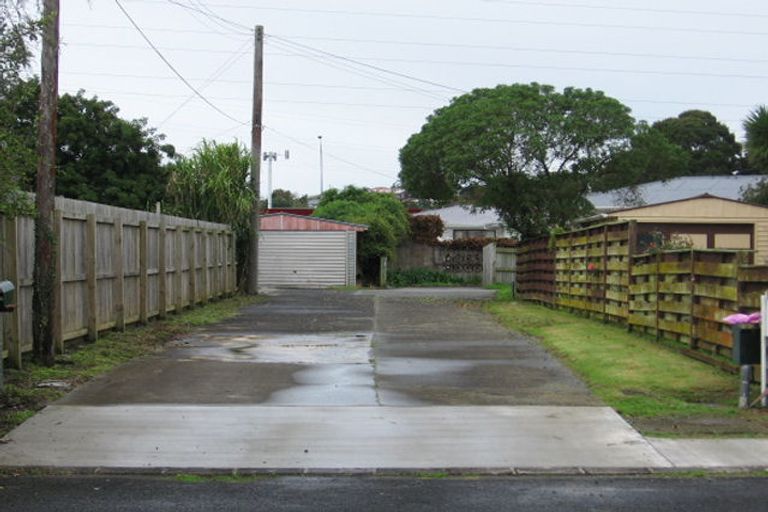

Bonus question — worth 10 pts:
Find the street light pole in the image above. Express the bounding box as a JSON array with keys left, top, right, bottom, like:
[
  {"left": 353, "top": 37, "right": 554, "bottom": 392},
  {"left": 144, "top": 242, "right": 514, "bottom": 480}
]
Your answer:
[
  {"left": 264, "top": 152, "right": 275, "bottom": 209},
  {"left": 263, "top": 150, "right": 290, "bottom": 209},
  {"left": 318, "top": 135, "right": 324, "bottom": 195}
]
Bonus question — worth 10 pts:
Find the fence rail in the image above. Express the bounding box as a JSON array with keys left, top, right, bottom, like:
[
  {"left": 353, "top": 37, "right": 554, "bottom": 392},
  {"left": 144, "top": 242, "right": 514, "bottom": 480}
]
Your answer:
[
  {"left": 517, "top": 220, "right": 768, "bottom": 360},
  {"left": 1, "top": 197, "right": 236, "bottom": 367}
]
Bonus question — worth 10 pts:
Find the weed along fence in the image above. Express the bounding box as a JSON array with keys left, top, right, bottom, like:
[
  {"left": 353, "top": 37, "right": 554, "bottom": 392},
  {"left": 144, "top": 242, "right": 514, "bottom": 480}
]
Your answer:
[
  {"left": 1, "top": 197, "right": 236, "bottom": 368},
  {"left": 517, "top": 220, "right": 768, "bottom": 363}
]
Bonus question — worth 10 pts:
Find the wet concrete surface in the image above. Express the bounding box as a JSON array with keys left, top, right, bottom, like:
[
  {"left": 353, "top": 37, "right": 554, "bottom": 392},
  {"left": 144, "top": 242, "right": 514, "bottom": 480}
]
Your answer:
[
  {"left": 373, "top": 296, "right": 598, "bottom": 406},
  {"left": 57, "top": 288, "right": 596, "bottom": 407},
  {"left": 0, "top": 405, "right": 669, "bottom": 469},
  {"left": 1, "top": 288, "right": 641, "bottom": 471}
]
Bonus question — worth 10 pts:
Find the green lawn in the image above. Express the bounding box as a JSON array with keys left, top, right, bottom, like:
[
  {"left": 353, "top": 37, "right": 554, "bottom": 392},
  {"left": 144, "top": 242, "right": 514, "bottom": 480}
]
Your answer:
[
  {"left": 0, "top": 295, "right": 263, "bottom": 437},
  {"left": 487, "top": 293, "right": 768, "bottom": 436}
]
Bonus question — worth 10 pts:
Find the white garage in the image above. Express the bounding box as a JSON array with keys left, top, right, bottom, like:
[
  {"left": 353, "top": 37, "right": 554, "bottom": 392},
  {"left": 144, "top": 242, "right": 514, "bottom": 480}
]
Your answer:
[{"left": 258, "top": 214, "right": 367, "bottom": 288}]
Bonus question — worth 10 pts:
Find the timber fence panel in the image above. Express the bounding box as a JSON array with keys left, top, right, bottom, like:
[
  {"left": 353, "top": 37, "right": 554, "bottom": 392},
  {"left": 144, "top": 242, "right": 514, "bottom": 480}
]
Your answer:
[
  {"left": 516, "top": 237, "right": 555, "bottom": 304},
  {"left": 516, "top": 216, "right": 768, "bottom": 368},
  {"left": 495, "top": 247, "right": 517, "bottom": 285},
  {"left": 95, "top": 218, "right": 116, "bottom": 332},
  {"left": 16, "top": 216, "right": 34, "bottom": 353},
  {"left": 123, "top": 223, "right": 141, "bottom": 324},
  {"left": 147, "top": 224, "right": 160, "bottom": 318},
  {"left": 690, "top": 250, "right": 743, "bottom": 356},
  {"left": 604, "top": 223, "right": 631, "bottom": 320},
  {"left": 655, "top": 250, "right": 694, "bottom": 347},
  {"left": 61, "top": 215, "right": 88, "bottom": 342},
  {"left": 1, "top": 196, "right": 233, "bottom": 359},
  {"left": 629, "top": 252, "right": 659, "bottom": 338}
]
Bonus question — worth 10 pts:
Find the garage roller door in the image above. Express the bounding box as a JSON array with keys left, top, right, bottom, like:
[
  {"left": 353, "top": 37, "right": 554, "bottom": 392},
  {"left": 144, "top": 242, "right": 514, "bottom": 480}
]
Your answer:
[{"left": 258, "top": 231, "right": 355, "bottom": 288}]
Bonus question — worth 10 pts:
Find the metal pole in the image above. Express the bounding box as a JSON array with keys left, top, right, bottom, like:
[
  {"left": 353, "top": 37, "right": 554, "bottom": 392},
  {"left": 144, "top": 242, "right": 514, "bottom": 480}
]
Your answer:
[
  {"left": 740, "top": 365, "right": 753, "bottom": 408},
  {"left": 318, "top": 135, "right": 324, "bottom": 195},
  {"left": 267, "top": 154, "right": 274, "bottom": 209}
]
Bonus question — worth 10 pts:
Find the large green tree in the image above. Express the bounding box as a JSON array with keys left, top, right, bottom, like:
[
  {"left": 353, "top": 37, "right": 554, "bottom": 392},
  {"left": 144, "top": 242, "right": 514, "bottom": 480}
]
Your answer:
[
  {"left": 5, "top": 81, "right": 175, "bottom": 210},
  {"left": 591, "top": 123, "right": 690, "bottom": 192},
  {"left": 314, "top": 186, "right": 409, "bottom": 280},
  {"left": 399, "top": 83, "right": 634, "bottom": 238},
  {"left": 744, "top": 106, "right": 768, "bottom": 173},
  {"left": 55, "top": 91, "right": 174, "bottom": 209},
  {"left": 0, "top": 0, "right": 37, "bottom": 213},
  {"left": 271, "top": 188, "right": 309, "bottom": 208},
  {"left": 652, "top": 110, "right": 743, "bottom": 175}
]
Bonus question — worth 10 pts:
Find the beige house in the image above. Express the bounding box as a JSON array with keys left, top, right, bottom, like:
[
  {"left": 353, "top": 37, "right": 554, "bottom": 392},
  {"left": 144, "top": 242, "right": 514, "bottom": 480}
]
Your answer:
[{"left": 582, "top": 194, "right": 768, "bottom": 263}]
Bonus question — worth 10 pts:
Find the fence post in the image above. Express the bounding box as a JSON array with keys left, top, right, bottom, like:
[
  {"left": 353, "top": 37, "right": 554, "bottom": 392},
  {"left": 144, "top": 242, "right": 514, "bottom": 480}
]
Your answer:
[
  {"left": 86, "top": 214, "right": 98, "bottom": 341},
  {"left": 53, "top": 210, "right": 64, "bottom": 353},
  {"left": 114, "top": 218, "right": 125, "bottom": 331},
  {"left": 482, "top": 242, "right": 496, "bottom": 286},
  {"left": 379, "top": 256, "right": 388, "bottom": 287},
  {"left": 175, "top": 227, "right": 184, "bottom": 312},
  {"left": 158, "top": 217, "right": 167, "bottom": 319},
  {"left": 3, "top": 216, "right": 22, "bottom": 368},
  {"left": 201, "top": 230, "right": 209, "bottom": 303},
  {"left": 654, "top": 251, "right": 661, "bottom": 341},
  {"left": 688, "top": 249, "right": 697, "bottom": 349},
  {"left": 602, "top": 225, "right": 608, "bottom": 322},
  {"left": 139, "top": 220, "right": 148, "bottom": 324},
  {"left": 229, "top": 231, "right": 236, "bottom": 294},
  {"left": 217, "top": 230, "right": 224, "bottom": 298},
  {"left": 188, "top": 229, "right": 197, "bottom": 307}
]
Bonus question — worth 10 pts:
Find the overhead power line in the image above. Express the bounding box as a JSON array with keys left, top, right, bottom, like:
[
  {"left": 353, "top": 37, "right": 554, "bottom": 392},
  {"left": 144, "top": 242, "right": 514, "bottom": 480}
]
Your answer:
[
  {"left": 482, "top": 0, "right": 768, "bottom": 19},
  {"left": 120, "top": 0, "right": 768, "bottom": 37},
  {"left": 158, "top": 36, "right": 251, "bottom": 127},
  {"left": 59, "top": 71, "right": 763, "bottom": 110},
  {"left": 113, "top": 0, "right": 246, "bottom": 124},
  {"left": 164, "top": 0, "right": 252, "bottom": 34},
  {"left": 267, "top": 35, "right": 466, "bottom": 94},
  {"left": 268, "top": 35, "right": 768, "bottom": 66},
  {"left": 66, "top": 37, "right": 768, "bottom": 65},
  {"left": 265, "top": 39, "right": 451, "bottom": 101}
]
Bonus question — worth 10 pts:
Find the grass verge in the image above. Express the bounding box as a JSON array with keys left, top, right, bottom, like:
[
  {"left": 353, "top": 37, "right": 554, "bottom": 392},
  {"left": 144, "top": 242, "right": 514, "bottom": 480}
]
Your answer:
[
  {"left": 487, "top": 296, "right": 768, "bottom": 437},
  {"left": 0, "top": 295, "right": 263, "bottom": 437}
]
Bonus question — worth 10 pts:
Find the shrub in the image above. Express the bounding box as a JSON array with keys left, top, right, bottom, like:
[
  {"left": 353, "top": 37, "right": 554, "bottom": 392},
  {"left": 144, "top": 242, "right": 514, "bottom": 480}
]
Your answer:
[
  {"left": 388, "top": 267, "right": 474, "bottom": 287},
  {"left": 409, "top": 215, "right": 444, "bottom": 244}
]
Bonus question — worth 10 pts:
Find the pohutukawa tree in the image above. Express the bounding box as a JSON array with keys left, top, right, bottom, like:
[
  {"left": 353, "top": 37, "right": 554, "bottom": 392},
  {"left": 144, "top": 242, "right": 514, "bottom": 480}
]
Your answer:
[{"left": 399, "top": 83, "right": 635, "bottom": 238}]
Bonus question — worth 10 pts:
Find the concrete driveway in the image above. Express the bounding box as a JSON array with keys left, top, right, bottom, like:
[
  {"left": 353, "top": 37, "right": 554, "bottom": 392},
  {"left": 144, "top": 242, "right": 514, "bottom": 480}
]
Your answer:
[{"left": 0, "top": 288, "right": 674, "bottom": 471}]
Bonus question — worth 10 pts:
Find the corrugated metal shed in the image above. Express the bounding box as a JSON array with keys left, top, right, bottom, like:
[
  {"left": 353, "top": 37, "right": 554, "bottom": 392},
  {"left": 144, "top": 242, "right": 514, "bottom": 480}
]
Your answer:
[
  {"left": 258, "top": 214, "right": 366, "bottom": 288},
  {"left": 587, "top": 176, "right": 764, "bottom": 212}
]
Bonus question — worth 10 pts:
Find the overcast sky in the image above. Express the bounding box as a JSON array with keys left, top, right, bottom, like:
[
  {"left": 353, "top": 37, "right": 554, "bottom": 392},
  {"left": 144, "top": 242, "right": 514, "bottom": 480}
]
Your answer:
[{"left": 55, "top": 0, "right": 768, "bottom": 197}]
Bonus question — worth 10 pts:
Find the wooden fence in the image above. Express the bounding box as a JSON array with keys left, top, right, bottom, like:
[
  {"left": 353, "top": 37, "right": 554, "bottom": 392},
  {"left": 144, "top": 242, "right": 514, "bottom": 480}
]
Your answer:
[
  {"left": 1, "top": 197, "right": 236, "bottom": 368},
  {"left": 517, "top": 220, "right": 768, "bottom": 360},
  {"left": 516, "top": 237, "right": 555, "bottom": 303},
  {"left": 482, "top": 244, "right": 517, "bottom": 286}
]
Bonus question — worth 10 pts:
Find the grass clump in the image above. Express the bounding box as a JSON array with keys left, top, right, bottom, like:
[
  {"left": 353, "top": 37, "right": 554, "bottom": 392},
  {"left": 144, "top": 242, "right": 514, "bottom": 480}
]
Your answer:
[
  {"left": 0, "top": 295, "right": 263, "bottom": 437},
  {"left": 487, "top": 299, "right": 768, "bottom": 436}
]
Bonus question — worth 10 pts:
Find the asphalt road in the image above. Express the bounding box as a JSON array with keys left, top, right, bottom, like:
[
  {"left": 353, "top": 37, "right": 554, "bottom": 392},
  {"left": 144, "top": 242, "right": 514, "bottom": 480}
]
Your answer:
[{"left": 3, "top": 475, "right": 768, "bottom": 511}]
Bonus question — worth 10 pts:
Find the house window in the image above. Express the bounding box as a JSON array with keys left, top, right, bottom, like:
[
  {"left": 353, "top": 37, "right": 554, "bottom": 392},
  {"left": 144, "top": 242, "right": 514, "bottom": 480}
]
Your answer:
[
  {"left": 453, "top": 229, "right": 496, "bottom": 239},
  {"left": 715, "top": 233, "right": 751, "bottom": 249}
]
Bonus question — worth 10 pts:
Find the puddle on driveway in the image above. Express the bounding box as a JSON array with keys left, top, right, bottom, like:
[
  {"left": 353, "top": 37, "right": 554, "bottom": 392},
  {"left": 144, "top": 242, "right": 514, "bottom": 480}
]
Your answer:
[
  {"left": 266, "top": 364, "right": 378, "bottom": 405},
  {"left": 173, "top": 333, "right": 373, "bottom": 365}
]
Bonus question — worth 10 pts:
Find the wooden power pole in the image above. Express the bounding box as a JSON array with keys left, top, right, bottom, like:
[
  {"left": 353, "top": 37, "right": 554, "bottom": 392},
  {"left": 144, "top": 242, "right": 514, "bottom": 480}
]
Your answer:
[
  {"left": 247, "top": 25, "right": 263, "bottom": 295},
  {"left": 32, "top": 0, "right": 60, "bottom": 365}
]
